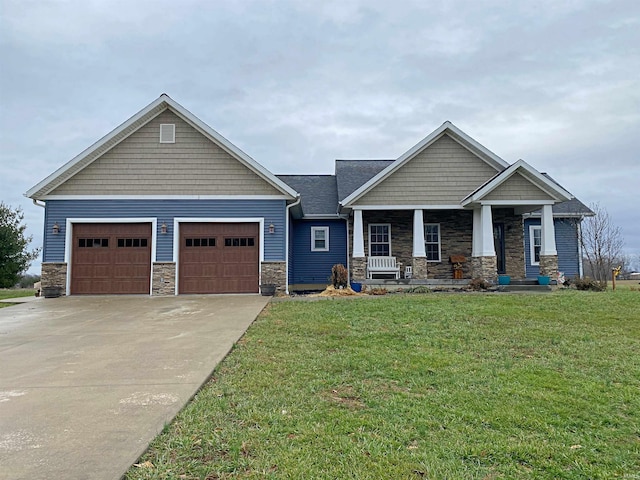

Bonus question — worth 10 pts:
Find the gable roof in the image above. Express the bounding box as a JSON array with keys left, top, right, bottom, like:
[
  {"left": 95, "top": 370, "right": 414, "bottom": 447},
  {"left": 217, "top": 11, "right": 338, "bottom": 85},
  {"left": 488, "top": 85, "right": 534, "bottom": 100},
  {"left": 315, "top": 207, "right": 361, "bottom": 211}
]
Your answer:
[
  {"left": 26, "top": 94, "right": 297, "bottom": 200},
  {"left": 335, "top": 159, "right": 394, "bottom": 201},
  {"left": 277, "top": 175, "right": 339, "bottom": 216},
  {"left": 461, "top": 159, "right": 572, "bottom": 205},
  {"left": 340, "top": 121, "right": 509, "bottom": 207}
]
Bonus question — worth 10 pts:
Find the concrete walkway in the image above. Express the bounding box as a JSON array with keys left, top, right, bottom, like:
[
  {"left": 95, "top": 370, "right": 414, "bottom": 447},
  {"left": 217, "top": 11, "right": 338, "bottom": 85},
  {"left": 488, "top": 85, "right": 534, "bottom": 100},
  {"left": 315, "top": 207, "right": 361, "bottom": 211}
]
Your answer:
[{"left": 0, "top": 295, "right": 269, "bottom": 480}]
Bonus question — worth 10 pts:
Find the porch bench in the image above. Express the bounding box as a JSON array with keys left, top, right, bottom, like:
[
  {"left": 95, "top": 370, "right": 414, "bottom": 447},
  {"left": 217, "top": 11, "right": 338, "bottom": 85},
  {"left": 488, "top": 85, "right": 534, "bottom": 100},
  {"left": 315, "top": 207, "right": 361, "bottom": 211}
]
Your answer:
[{"left": 367, "top": 256, "right": 400, "bottom": 279}]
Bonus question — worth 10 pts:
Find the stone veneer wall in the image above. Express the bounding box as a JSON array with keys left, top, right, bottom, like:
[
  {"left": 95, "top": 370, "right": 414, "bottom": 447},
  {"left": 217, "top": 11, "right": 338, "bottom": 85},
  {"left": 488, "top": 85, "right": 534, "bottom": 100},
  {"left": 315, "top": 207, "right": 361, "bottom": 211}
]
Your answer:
[
  {"left": 348, "top": 210, "right": 475, "bottom": 280},
  {"left": 41, "top": 263, "right": 67, "bottom": 292},
  {"left": 471, "top": 256, "right": 498, "bottom": 282},
  {"left": 539, "top": 255, "right": 558, "bottom": 277},
  {"left": 348, "top": 209, "right": 525, "bottom": 280},
  {"left": 152, "top": 262, "right": 176, "bottom": 296},
  {"left": 492, "top": 208, "right": 525, "bottom": 279},
  {"left": 261, "top": 261, "right": 287, "bottom": 293},
  {"left": 412, "top": 257, "right": 428, "bottom": 279},
  {"left": 351, "top": 257, "right": 366, "bottom": 281}
]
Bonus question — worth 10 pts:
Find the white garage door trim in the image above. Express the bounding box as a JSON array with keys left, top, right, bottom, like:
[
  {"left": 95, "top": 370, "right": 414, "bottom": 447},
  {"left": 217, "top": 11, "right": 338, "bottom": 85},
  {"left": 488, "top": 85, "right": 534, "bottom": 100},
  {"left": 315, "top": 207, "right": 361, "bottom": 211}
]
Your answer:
[
  {"left": 173, "top": 217, "right": 265, "bottom": 295},
  {"left": 64, "top": 217, "right": 158, "bottom": 296}
]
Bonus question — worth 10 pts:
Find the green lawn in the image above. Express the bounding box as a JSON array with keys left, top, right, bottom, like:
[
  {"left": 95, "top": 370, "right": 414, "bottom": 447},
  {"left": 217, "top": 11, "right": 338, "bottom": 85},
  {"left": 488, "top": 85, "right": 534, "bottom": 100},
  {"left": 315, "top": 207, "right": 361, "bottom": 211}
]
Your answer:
[
  {"left": 127, "top": 290, "right": 640, "bottom": 479},
  {"left": 0, "top": 289, "right": 36, "bottom": 307}
]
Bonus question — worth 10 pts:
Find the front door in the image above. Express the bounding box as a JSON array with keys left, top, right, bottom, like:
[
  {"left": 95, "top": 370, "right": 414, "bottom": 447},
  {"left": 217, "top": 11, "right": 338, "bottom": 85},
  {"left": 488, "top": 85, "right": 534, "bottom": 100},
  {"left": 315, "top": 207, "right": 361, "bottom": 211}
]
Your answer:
[{"left": 493, "top": 223, "right": 506, "bottom": 274}]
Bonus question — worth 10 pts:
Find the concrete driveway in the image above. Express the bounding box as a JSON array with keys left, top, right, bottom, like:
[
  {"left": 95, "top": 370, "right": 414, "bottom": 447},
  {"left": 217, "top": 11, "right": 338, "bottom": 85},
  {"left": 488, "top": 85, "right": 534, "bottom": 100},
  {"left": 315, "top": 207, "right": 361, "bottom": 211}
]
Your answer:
[{"left": 0, "top": 295, "right": 269, "bottom": 480}]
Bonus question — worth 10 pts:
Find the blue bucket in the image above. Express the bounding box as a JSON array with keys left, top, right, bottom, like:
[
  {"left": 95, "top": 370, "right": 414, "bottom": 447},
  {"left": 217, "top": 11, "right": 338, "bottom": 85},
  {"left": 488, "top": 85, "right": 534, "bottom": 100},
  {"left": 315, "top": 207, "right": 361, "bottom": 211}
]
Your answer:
[
  {"left": 498, "top": 275, "right": 511, "bottom": 285},
  {"left": 351, "top": 282, "right": 362, "bottom": 292}
]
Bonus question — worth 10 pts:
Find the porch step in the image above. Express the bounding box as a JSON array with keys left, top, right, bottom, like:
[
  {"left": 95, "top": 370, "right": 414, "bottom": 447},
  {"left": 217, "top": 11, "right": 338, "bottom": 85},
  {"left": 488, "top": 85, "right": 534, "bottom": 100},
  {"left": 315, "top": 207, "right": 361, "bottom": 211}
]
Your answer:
[
  {"left": 499, "top": 285, "right": 554, "bottom": 292},
  {"left": 509, "top": 279, "right": 541, "bottom": 286}
]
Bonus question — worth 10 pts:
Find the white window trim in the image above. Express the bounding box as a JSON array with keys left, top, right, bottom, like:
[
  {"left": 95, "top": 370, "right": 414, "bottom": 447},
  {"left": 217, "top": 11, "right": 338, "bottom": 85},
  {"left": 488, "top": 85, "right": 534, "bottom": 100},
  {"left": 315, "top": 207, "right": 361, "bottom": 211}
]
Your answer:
[
  {"left": 311, "top": 226, "right": 329, "bottom": 252},
  {"left": 529, "top": 225, "right": 541, "bottom": 266},
  {"left": 368, "top": 223, "right": 392, "bottom": 256},
  {"left": 159, "top": 124, "right": 175, "bottom": 143},
  {"left": 424, "top": 223, "right": 442, "bottom": 262}
]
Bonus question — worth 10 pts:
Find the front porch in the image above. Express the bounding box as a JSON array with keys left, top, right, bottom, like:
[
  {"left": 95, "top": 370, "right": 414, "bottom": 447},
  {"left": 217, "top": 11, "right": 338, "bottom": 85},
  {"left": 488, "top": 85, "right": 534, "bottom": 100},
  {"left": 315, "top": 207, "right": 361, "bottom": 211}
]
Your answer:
[{"left": 348, "top": 207, "right": 558, "bottom": 284}]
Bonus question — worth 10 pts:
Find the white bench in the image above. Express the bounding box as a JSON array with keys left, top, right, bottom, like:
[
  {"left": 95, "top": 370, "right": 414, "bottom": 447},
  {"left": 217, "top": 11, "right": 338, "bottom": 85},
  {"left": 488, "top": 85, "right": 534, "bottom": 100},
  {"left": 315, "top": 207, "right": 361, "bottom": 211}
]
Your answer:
[{"left": 367, "top": 256, "right": 400, "bottom": 279}]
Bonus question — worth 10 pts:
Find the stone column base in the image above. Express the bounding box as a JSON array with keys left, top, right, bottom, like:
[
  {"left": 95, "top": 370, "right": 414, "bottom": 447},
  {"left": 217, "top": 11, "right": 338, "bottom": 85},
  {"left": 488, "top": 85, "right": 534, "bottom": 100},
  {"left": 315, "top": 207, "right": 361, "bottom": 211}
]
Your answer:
[
  {"left": 41, "top": 263, "right": 67, "bottom": 293},
  {"left": 261, "top": 261, "right": 287, "bottom": 293},
  {"left": 411, "top": 257, "right": 428, "bottom": 279},
  {"left": 351, "top": 257, "right": 366, "bottom": 281},
  {"left": 539, "top": 255, "right": 558, "bottom": 277},
  {"left": 471, "top": 256, "right": 497, "bottom": 283},
  {"left": 152, "top": 262, "right": 176, "bottom": 295}
]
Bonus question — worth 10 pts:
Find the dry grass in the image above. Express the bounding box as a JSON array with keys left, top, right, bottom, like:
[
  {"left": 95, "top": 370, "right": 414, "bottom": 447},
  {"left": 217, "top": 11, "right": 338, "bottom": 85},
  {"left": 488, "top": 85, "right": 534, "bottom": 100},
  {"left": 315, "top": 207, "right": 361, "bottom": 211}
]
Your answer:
[{"left": 311, "top": 285, "right": 363, "bottom": 297}]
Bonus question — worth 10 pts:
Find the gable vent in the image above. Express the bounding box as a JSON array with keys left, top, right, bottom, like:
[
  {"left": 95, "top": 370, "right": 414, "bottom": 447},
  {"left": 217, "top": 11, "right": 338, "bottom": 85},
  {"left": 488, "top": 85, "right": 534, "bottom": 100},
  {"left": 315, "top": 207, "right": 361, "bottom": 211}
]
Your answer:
[{"left": 159, "top": 124, "right": 175, "bottom": 143}]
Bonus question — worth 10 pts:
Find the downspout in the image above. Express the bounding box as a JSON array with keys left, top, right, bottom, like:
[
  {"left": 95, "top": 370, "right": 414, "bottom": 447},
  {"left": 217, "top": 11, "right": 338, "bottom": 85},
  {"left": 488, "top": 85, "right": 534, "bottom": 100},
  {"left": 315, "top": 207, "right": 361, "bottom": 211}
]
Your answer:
[
  {"left": 345, "top": 214, "right": 350, "bottom": 281},
  {"left": 285, "top": 195, "right": 301, "bottom": 295},
  {"left": 577, "top": 216, "right": 584, "bottom": 278}
]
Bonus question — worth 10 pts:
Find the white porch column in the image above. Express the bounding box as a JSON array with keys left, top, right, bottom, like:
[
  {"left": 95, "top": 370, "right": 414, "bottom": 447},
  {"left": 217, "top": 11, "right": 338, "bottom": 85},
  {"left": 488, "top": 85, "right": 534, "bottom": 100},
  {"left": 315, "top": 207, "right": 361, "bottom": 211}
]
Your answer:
[
  {"left": 541, "top": 204, "right": 557, "bottom": 255},
  {"left": 480, "top": 204, "right": 495, "bottom": 256},
  {"left": 412, "top": 209, "right": 426, "bottom": 257},
  {"left": 472, "top": 207, "right": 481, "bottom": 257},
  {"left": 353, "top": 209, "right": 365, "bottom": 258}
]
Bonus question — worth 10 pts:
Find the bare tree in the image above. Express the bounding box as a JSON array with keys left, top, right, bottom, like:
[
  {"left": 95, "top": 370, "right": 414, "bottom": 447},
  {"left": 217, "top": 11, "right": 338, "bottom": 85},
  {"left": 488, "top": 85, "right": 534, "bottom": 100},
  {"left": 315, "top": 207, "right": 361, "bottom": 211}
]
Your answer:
[{"left": 580, "top": 203, "right": 624, "bottom": 283}]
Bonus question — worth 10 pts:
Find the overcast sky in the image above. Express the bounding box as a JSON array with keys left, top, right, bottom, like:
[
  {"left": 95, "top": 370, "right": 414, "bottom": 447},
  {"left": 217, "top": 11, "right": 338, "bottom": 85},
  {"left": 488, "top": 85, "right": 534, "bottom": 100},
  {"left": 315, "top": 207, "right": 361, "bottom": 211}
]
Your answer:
[{"left": 1, "top": 0, "right": 639, "bottom": 273}]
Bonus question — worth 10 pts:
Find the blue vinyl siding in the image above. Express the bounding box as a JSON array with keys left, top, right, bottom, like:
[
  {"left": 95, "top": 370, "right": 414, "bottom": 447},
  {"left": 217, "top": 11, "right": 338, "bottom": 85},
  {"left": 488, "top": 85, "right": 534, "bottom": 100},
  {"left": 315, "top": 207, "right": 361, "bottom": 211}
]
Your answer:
[
  {"left": 43, "top": 199, "right": 286, "bottom": 262},
  {"left": 524, "top": 218, "right": 581, "bottom": 278},
  {"left": 290, "top": 219, "right": 347, "bottom": 284}
]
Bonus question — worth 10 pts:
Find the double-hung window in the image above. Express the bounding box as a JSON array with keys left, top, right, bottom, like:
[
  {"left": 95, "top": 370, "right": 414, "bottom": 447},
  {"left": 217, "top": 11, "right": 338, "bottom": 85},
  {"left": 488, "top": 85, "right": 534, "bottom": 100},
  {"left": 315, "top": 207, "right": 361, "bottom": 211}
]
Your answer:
[
  {"left": 369, "top": 224, "right": 391, "bottom": 256},
  {"left": 530, "top": 226, "right": 541, "bottom": 265},
  {"left": 424, "top": 223, "right": 441, "bottom": 262},
  {"left": 311, "top": 227, "right": 329, "bottom": 252}
]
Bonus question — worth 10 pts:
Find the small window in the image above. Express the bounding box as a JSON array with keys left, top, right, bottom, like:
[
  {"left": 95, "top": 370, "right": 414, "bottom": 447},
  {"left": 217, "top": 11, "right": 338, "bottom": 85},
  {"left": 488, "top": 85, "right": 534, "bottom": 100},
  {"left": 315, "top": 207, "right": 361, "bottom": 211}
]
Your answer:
[
  {"left": 530, "top": 226, "right": 541, "bottom": 265},
  {"left": 224, "top": 237, "right": 255, "bottom": 247},
  {"left": 424, "top": 224, "right": 441, "bottom": 262},
  {"left": 78, "top": 238, "right": 108, "bottom": 248},
  {"left": 185, "top": 237, "right": 216, "bottom": 247},
  {"left": 311, "top": 227, "right": 329, "bottom": 252},
  {"left": 369, "top": 224, "right": 391, "bottom": 256},
  {"left": 117, "top": 238, "right": 148, "bottom": 248},
  {"left": 159, "top": 124, "right": 175, "bottom": 143}
]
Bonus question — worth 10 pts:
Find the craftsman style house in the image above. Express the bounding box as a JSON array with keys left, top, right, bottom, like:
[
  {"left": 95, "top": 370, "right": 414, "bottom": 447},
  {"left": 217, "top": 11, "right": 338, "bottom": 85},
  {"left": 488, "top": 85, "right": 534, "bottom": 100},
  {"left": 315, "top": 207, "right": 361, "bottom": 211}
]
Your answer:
[{"left": 27, "top": 95, "right": 592, "bottom": 295}]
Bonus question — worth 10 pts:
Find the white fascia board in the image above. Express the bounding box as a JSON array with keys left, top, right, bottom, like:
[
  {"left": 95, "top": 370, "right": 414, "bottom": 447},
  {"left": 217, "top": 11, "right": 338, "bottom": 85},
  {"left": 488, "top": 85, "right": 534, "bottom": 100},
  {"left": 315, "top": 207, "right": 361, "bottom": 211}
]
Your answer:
[
  {"left": 444, "top": 122, "right": 510, "bottom": 170},
  {"left": 461, "top": 159, "right": 572, "bottom": 206},
  {"left": 41, "top": 194, "right": 291, "bottom": 200},
  {"left": 352, "top": 204, "right": 464, "bottom": 211},
  {"left": 481, "top": 200, "right": 555, "bottom": 206},
  {"left": 341, "top": 121, "right": 508, "bottom": 207},
  {"left": 27, "top": 94, "right": 298, "bottom": 201},
  {"left": 26, "top": 96, "right": 170, "bottom": 199},
  {"left": 163, "top": 97, "right": 298, "bottom": 199}
]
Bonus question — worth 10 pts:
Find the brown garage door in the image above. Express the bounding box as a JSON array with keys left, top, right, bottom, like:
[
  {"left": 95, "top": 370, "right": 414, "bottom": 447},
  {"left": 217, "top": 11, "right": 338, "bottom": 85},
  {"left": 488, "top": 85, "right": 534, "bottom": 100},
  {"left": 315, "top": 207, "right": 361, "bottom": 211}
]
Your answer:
[
  {"left": 71, "top": 223, "right": 152, "bottom": 295},
  {"left": 179, "top": 222, "right": 259, "bottom": 294}
]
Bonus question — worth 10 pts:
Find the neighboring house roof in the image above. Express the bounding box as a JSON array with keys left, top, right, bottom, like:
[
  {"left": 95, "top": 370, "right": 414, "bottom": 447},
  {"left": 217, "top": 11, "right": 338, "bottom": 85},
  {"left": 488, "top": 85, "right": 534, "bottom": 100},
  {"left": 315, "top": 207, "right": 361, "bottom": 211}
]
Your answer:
[
  {"left": 340, "top": 121, "right": 509, "bottom": 207},
  {"left": 277, "top": 175, "right": 339, "bottom": 216},
  {"left": 335, "top": 159, "right": 394, "bottom": 201},
  {"left": 26, "top": 94, "right": 298, "bottom": 200}
]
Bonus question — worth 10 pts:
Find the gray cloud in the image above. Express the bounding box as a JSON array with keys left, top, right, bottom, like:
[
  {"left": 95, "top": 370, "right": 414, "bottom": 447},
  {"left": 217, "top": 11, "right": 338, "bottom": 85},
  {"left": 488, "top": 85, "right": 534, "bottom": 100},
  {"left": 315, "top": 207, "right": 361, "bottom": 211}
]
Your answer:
[{"left": 2, "top": 0, "right": 639, "bottom": 272}]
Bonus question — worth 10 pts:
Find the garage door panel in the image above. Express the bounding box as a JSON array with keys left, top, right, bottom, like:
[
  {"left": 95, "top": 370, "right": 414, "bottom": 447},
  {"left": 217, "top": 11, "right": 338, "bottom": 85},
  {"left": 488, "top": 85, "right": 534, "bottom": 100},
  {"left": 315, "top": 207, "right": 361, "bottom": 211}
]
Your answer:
[
  {"left": 179, "top": 222, "right": 259, "bottom": 294},
  {"left": 71, "top": 223, "right": 151, "bottom": 295}
]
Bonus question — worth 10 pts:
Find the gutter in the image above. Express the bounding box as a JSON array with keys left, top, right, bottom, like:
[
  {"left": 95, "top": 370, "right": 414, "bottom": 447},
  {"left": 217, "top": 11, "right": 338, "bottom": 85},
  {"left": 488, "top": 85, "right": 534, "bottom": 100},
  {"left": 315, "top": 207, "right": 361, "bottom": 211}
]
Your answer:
[
  {"left": 32, "top": 199, "right": 45, "bottom": 208},
  {"left": 284, "top": 195, "right": 302, "bottom": 295}
]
